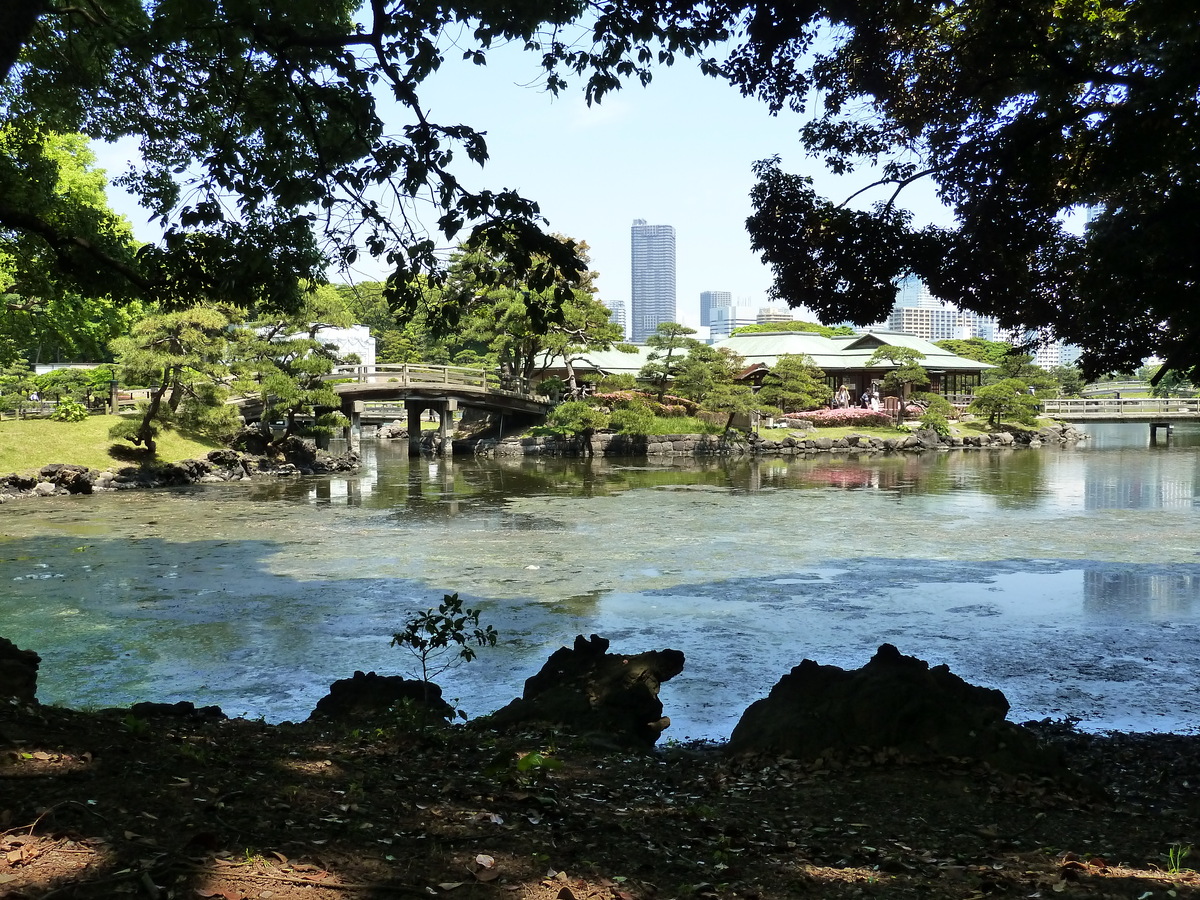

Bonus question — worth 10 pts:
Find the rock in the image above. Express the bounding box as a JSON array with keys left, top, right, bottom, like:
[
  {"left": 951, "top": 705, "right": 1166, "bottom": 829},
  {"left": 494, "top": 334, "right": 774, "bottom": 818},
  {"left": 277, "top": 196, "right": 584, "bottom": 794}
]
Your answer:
[
  {"left": 39, "top": 463, "right": 94, "bottom": 494},
  {"left": 378, "top": 420, "right": 408, "bottom": 440},
  {"left": 126, "top": 700, "right": 227, "bottom": 721},
  {"left": 310, "top": 670, "right": 454, "bottom": 722},
  {"left": 485, "top": 634, "right": 685, "bottom": 748},
  {"left": 727, "top": 643, "right": 1062, "bottom": 774},
  {"left": 0, "top": 637, "right": 40, "bottom": 703}
]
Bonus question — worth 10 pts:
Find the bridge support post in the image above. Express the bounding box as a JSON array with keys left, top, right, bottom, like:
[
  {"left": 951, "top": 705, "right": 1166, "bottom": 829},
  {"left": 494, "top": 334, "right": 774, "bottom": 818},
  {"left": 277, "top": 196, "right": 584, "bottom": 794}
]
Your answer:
[
  {"left": 1150, "top": 421, "right": 1172, "bottom": 445},
  {"left": 342, "top": 401, "right": 363, "bottom": 454},
  {"left": 438, "top": 399, "right": 457, "bottom": 456},
  {"left": 406, "top": 401, "right": 424, "bottom": 457}
]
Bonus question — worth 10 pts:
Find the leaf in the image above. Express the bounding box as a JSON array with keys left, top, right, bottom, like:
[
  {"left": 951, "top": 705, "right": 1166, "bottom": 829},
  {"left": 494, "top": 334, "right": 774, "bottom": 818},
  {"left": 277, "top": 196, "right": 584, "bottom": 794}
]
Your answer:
[
  {"left": 475, "top": 868, "right": 501, "bottom": 883},
  {"left": 476, "top": 854, "right": 496, "bottom": 868},
  {"left": 439, "top": 883, "right": 466, "bottom": 891}
]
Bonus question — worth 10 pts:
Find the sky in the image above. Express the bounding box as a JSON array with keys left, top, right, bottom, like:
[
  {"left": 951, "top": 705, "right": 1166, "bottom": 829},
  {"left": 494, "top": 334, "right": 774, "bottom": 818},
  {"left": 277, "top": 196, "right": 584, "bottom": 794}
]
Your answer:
[{"left": 92, "top": 36, "right": 954, "bottom": 334}]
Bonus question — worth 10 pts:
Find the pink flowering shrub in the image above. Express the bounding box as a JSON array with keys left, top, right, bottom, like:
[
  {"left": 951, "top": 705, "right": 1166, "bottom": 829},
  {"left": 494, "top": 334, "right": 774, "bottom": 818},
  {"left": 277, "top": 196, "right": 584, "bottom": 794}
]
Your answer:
[{"left": 805, "top": 407, "right": 895, "bottom": 428}]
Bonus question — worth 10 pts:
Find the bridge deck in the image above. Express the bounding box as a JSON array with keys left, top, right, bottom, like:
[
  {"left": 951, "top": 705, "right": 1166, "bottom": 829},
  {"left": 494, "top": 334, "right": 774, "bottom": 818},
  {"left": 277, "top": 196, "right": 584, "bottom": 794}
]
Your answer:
[{"left": 1040, "top": 398, "right": 1200, "bottom": 422}]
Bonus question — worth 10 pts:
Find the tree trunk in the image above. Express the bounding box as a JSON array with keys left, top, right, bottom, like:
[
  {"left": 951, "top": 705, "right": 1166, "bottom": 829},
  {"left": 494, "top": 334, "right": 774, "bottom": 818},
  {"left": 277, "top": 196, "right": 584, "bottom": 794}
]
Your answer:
[{"left": 0, "top": 0, "right": 44, "bottom": 84}]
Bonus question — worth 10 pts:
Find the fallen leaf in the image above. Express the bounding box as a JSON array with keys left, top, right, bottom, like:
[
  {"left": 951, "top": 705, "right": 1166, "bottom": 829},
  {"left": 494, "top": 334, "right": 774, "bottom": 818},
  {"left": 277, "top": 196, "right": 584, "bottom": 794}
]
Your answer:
[
  {"left": 476, "top": 854, "right": 496, "bottom": 868},
  {"left": 439, "top": 882, "right": 466, "bottom": 891}
]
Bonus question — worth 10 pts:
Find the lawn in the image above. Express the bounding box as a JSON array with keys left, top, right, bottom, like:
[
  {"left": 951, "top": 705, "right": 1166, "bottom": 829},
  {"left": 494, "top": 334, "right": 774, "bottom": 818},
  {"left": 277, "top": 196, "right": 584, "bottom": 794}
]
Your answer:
[{"left": 0, "top": 413, "right": 223, "bottom": 475}]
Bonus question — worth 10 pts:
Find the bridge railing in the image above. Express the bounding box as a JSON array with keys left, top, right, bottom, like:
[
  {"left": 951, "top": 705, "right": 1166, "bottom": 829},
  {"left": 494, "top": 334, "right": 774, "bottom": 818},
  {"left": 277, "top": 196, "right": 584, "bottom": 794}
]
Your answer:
[
  {"left": 1040, "top": 397, "right": 1200, "bottom": 416},
  {"left": 325, "top": 364, "right": 539, "bottom": 398}
]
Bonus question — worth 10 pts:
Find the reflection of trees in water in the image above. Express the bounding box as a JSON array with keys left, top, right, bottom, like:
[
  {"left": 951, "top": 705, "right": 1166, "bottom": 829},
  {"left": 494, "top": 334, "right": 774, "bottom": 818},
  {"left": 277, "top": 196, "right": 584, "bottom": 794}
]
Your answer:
[{"left": 1083, "top": 567, "right": 1200, "bottom": 615}]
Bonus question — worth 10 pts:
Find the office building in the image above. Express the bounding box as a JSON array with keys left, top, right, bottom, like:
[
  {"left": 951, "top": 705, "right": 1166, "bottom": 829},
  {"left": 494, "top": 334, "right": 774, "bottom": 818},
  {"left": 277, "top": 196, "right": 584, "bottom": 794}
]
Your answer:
[
  {"left": 601, "top": 298, "right": 628, "bottom": 340},
  {"left": 700, "top": 291, "right": 732, "bottom": 327},
  {"left": 630, "top": 219, "right": 676, "bottom": 342},
  {"left": 708, "top": 305, "right": 759, "bottom": 340},
  {"left": 886, "top": 275, "right": 1001, "bottom": 342}
]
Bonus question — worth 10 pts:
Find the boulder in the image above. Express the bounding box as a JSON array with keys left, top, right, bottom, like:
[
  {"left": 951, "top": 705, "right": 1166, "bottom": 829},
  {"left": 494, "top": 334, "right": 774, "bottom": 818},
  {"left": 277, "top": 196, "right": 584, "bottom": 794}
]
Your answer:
[
  {"left": 485, "top": 634, "right": 685, "bottom": 748},
  {"left": 728, "top": 644, "right": 1060, "bottom": 773},
  {"left": 127, "top": 700, "right": 227, "bottom": 721},
  {"left": 0, "top": 637, "right": 40, "bottom": 704},
  {"left": 39, "top": 463, "right": 94, "bottom": 494},
  {"left": 310, "top": 670, "right": 454, "bottom": 722}
]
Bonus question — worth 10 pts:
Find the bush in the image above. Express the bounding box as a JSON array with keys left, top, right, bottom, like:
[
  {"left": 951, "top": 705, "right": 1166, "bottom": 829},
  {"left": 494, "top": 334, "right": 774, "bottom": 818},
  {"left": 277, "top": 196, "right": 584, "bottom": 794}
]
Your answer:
[
  {"left": 50, "top": 398, "right": 90, "bottom": 422},
  {"left": 919, "top": 410, "right": 952, "bottom": 436},
  {"left": 609, "top": 399, "right": 655, "bottom": 435},
  {"left": 805, "top": 408, "right": 895, "bottom": 427}
]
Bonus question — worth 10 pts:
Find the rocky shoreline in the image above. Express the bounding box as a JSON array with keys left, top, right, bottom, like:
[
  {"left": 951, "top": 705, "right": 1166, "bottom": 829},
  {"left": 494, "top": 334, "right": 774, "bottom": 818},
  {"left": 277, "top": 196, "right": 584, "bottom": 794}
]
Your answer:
[
  {"left": 0, "top": 434, "right": 359, "bottom": 503},
  {"left": 467, "top": 421, "right": 1088, "bottom": 457}
]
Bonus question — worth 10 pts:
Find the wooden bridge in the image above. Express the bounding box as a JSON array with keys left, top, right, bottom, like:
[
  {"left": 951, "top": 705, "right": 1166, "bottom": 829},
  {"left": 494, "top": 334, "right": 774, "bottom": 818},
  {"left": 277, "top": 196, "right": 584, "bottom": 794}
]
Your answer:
[
  {"left": 323, "top": 364, "right": 550, "bottom": 455},
  {"left": 1039, "top": 397, "right": 1200, "bottom": 422}
]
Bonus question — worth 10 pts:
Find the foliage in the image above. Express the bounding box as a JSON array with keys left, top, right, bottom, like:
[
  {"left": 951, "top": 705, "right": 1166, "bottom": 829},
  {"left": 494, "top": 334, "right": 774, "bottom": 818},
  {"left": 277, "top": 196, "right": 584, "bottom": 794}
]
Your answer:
[
  {"left": 934, "top": 339, "right": 1014, "bottom": 368},
  {"left": 1049, "top": 366, "right": 1086, "bottom": 398},
  {"left": 914, "top": 393, "right": 955, "bottom": 419},
  {"left": 867, "top": 346, "right": 929, "bottom": 407},
  {"left": 968, "top": 379, "right": 1039, "bottom": 428},
  {"left": 390, "top": 593, "right": 498, "bottom": 698},
  {"left": 0, "top": 130, "right": 143, "bottom": 367},
  {"left": 608, "top": 399, "right": 655, "bottom": 435},
  {"left": 49, "top": 397, "right": 88, "bottom": 421},
  {"left": 640, "top": 322, "right": 700, "bottom": 401},
  {"left": 757, "top": 354, "right": 831, "bottom": 412},
  {"left": 426, "top": 235, "right": 624, "bottom": 390},
  {"left": 229, "top": 286, "right": 354, "bottom": 440},
  {"left": 918, "top": 410, "right": 952, "bottom": 437},
  {"left": 108, "top": 306, "right": 235, "bottom": 452},
  {"left": 805, "top": 408, "right": 894, "bottom": 428},
  {"left": 738, "top": 1, "right": 1200, "bottom": 381},
  {"left": 983, "top": 353, "right": 1056, "bottom": 391},
  {"left": 671, "top": 345, "right": 744, "bottom": 405},
  {"left": 595, "top": 373, "right": 638, "bottom": 392},
  {"left": 730, "top": 320, "right": 855, "bottom": 337},
  {"left": 0, "top": 357, "right": 35, "bottom": 416},
  {"left": 591, "top": 390, "right": 699, "bottom": 417},
  {"left": 547, "top": 400, "right": 609, "bottom": 437}
]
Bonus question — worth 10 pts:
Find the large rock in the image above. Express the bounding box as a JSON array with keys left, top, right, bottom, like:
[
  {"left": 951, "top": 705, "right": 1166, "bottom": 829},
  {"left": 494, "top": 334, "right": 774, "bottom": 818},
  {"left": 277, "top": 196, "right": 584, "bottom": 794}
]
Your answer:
[
  {"left": 728, "top": 644, "right": 1059, "bottom": 773},
  {"left": 310, "top": 670, "right": 454, "bottom": 722},
  {"left": 0, "top": 637, "right": 40, "bottom": 704},
  {"left": 486, "top": 634, "right": 685, "bottom": 748}
]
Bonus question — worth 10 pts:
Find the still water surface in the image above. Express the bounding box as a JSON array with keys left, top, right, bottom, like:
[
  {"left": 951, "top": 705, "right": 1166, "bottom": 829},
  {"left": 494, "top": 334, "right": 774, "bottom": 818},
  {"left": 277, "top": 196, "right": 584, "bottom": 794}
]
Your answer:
[{"left": 2, "top": 422, "right": 1199, "bottom": 738}]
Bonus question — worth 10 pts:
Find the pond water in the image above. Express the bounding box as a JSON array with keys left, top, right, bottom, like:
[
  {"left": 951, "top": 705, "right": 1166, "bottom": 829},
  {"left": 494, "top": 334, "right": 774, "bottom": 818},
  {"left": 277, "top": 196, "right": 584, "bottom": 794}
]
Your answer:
[{"left": 2, "top": 422, "right": 1199, "bottom": 739}]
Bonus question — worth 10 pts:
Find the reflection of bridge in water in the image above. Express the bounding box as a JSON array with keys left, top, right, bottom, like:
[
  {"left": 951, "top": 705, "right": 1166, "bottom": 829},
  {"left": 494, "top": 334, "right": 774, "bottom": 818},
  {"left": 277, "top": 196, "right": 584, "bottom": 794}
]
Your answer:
[{"left": 245, "top": 364, "right": 551, "bottom": 455}]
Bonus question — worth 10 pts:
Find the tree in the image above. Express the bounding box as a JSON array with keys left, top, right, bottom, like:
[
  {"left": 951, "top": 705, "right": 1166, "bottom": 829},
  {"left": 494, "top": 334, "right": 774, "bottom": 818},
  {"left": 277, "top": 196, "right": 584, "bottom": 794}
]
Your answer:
[
  {"left": 968, "top": 379, "right": 1039, "bottom": 428},
  {"left": 867, "top": 346, "right": 929, "bottom": 414},
  {"left": 547, "top": 400, "right": 610, "bottom": 455},
  {"left": 731, "top": 320, "right": 855, "bottom": 337},
  {"left": 432, "top": 234, "right": 624, "bottom": 390},
  {"left": 229, "top": 286, "right": 353, "bottom": 441},
  {"left": 1, "top": 130, "right": 142, "bottom": 366},
  {"left": 740, "top": 1, "right": 1200, "bottom": 381},
  {"left": 934, "top": 339, "right": 1015, "bottom": 368},
  {"left": 1049, "top": 365, "right": 1086, "bottom": 398},
  {"left": 3, "top": 1, "right": 730, "bottom": 324},
  {"left": 639, "top": 322, "right": 699, "bottom": 402},
  {"left": 108, "top": 305, "right": 236, "bottom": 452},
  {"left": 390, "top": 592, "right": 497, "bottom": 709},
  {"left": 672, "top": 345, "right": 744, "bottom": 404},
  {"left": 756, "top": 354, "right": 831, "bottom": 413}
]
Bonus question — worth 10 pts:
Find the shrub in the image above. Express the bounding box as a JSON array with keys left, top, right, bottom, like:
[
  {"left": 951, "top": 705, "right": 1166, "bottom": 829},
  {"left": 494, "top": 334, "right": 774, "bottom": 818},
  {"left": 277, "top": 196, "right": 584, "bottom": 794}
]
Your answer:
[
  {"left": 609, "top": 399, "right": 656, "bottom": 434},
  {"left": 805, "top": 408, "right": 895, "bottom": 428},
  {"left": 50, "top": 398, "right": 90, "bottom": 422},
  {"left": 919, "top": 410, "right": 952, "bottom": 436},
  {"left": 391, "top": 593, "right": 497, "bottom": 708}
]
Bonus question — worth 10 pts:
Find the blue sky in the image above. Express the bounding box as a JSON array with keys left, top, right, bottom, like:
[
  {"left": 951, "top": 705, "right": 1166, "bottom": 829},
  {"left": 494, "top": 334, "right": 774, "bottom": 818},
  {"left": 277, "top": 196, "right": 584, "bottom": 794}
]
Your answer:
[{"left": 94, "top": 38, "right": 953, "bottom": 331}]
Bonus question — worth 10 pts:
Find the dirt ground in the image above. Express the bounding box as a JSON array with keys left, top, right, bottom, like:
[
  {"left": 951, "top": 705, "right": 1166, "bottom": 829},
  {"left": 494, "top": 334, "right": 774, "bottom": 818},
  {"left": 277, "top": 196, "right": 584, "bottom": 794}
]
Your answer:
[{"left": 2, "top": 702, "right": 1199, "bottom": 900}]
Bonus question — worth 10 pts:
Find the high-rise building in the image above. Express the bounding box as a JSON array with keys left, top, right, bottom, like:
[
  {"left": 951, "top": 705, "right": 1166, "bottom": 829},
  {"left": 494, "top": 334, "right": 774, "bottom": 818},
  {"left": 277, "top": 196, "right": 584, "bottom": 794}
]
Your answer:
[
  {"left": 708, "top": 305, "right": 759, "bottom": 339},
  {"left": 887, "top": 275, "right": 1000, "bottom": 342},
  {"left": 631, "top": 219, "right": 676, "bottom": 342},
  {"left": 600, "top": 298, "right": 628, "bottom": 340},
  {"left": 756, "top": 307, "right": 795, "bottom": 325},
  {"left": 700, "top": 290, "right": 732, "bottom": 327}
]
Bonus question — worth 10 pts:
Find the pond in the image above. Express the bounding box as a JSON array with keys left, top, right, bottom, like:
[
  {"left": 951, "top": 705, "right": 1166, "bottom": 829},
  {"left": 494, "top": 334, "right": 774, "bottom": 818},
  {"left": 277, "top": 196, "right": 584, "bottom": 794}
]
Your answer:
[{"left": 2, "top": 422, "right": 1199, "bottom": 739}]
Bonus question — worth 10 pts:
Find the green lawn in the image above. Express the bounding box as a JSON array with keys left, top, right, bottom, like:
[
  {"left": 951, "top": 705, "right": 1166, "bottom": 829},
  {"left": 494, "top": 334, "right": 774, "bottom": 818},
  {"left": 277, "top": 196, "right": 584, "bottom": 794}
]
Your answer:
[{"left": 0, "top": 414, "right": 223, "bottom": 476}]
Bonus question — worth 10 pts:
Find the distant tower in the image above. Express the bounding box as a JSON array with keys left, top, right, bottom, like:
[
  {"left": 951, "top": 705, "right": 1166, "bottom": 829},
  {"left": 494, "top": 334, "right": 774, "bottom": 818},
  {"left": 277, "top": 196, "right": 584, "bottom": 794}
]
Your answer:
[
  {"left": 630, "top": 219, "right": 676, "bottom": 342},
  {"left": 601, "top": 298, "right": 628, "bottom": 340},
  {"left": 700, "top": 291, "right": 732, "bottom": 327}
]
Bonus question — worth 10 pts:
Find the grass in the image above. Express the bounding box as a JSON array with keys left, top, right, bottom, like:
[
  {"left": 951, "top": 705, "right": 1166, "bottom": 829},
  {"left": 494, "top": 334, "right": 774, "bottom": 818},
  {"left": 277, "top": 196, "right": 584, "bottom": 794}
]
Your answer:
[{"left": 0, "top": 413, "right": 223, "bottom": 476}]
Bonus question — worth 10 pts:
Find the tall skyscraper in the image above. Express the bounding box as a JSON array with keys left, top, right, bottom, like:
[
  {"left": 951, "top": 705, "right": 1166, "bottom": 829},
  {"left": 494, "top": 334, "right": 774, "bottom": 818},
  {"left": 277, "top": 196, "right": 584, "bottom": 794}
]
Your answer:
[
  {"left": 600, "top": 298, "right": 628, "bottom": 340},
  {"left": 700, "top": 290, "right": 732, "bottom": 327},
  {"left": 630, "top": 219, "right": 676, "bottom": 342}
]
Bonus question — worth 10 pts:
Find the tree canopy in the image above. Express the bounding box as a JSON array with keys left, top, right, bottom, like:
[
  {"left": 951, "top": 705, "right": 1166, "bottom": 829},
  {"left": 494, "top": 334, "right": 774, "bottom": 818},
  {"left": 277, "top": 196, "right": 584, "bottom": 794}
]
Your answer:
[{"left": 741, "top": 0, "right": 1199, "bottom": 381}]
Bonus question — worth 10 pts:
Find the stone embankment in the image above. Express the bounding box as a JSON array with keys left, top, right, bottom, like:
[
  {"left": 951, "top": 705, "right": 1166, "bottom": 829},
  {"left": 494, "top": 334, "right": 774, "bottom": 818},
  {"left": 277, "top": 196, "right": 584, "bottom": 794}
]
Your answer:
[
  {"left": 467, "top": 421, "right": 1088, "bottom": 458},
  {"left": 0, "top": 436, "right": 358, "bottom": 503}
]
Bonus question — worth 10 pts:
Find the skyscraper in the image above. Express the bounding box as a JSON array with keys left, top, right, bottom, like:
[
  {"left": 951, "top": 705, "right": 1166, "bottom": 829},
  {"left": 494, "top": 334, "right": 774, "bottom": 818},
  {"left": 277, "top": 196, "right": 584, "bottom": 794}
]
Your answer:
[
  {"left": 630, "top": 219, "right": 676, "bottom": 342},
  {"left": 699, "top": 290, "right": 732, "bottom": 327}
]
